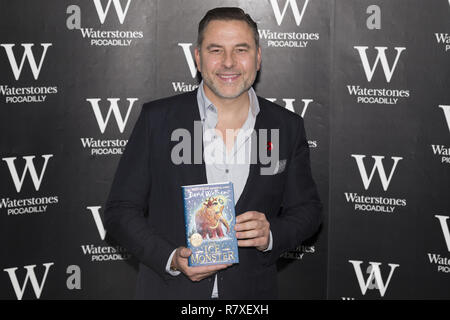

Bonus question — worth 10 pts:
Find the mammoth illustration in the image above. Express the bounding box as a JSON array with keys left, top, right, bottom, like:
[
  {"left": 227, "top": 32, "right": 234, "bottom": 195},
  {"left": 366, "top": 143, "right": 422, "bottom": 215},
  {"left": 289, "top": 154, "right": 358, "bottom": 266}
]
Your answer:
[{"left": 195, "top": 197, "right": 230, "bottom": 239}]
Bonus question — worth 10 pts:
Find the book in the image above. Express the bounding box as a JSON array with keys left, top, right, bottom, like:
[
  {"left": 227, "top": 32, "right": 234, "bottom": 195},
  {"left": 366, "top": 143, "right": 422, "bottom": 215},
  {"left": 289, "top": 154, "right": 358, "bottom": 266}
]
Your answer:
[{"left": 181, "top": 181, "right": 239, "bottom": 267}]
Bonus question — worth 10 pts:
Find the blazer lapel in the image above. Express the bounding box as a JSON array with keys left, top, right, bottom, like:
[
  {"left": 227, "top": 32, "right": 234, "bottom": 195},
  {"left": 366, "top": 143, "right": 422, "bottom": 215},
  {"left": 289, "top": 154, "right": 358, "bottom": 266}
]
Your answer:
[
  {"left": 235, "top": 99, "right": 268, "bottom": 212},
  {"left": 168, "top": 90, "right": 208, "bottom": 188}
]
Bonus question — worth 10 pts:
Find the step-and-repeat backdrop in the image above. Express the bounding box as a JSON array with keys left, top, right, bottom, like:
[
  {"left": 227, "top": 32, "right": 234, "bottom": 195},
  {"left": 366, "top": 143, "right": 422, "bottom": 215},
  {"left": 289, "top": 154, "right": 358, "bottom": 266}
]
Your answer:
[{"left": 0, "top": 0, "right": 448, "bottom": 299}]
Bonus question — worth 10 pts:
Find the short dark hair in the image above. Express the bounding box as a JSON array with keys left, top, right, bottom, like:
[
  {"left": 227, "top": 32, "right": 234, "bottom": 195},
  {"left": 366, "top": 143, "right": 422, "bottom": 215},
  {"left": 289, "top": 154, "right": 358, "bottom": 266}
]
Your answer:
[{"left": 197, "top": 7, "right": 259, "bottom": 48}]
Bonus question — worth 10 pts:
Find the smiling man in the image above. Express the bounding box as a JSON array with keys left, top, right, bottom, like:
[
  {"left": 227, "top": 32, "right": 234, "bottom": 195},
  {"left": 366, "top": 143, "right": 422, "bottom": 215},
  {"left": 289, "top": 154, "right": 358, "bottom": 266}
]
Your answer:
[{"left": 105, "top": 7, "right": 322, "bottom": 300}]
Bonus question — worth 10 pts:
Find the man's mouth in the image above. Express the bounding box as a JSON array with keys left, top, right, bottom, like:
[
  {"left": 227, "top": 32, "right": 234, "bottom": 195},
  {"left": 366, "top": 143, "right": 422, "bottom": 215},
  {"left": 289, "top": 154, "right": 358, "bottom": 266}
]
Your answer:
[{"left": 216, "top": 73, "right": 241, "bottom": 82}]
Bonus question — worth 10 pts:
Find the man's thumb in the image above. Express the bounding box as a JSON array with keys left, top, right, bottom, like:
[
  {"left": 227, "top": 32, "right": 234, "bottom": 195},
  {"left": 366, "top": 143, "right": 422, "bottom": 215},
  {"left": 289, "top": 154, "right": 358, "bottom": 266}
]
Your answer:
[{"left": 179, "top": 247, "right": 192, "bottom": 258}]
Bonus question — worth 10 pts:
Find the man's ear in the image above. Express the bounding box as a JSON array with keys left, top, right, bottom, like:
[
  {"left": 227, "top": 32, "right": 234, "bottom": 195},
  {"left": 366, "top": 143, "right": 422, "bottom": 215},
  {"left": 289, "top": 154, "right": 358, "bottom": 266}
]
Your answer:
[{"left": 194, "top": 47, "right": 201, "bottom": 73}]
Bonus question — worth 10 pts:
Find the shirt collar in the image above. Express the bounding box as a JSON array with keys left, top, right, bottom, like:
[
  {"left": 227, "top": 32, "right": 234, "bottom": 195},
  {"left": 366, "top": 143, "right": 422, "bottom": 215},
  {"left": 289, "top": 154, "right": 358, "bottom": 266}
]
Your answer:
[{"left": 196, "top": 80, "right": 260, "bottom": 128}]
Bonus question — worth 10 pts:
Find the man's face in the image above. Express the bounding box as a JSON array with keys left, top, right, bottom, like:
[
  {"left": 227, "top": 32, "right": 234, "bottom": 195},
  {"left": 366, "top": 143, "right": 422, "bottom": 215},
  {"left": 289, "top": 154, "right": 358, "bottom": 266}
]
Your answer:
[{"left": 195, "top": 19, "right": 261, "bottom": 100}]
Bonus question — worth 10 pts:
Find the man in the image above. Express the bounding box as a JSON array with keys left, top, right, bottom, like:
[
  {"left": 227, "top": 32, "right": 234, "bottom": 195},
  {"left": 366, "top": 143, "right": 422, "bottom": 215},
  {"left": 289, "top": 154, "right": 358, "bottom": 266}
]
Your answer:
[{"left": 105, "top": 7, "right": 322, "bottom": 299}]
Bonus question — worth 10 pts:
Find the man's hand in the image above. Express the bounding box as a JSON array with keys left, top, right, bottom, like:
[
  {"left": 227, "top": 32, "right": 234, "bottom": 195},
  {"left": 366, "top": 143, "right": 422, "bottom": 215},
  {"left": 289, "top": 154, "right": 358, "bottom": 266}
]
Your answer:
[
  {"left": 171, "top": 247, "right": 231, "bottom": 282},
  {"left": 235, "top": 211, "right": 270, "bottom": 251}
]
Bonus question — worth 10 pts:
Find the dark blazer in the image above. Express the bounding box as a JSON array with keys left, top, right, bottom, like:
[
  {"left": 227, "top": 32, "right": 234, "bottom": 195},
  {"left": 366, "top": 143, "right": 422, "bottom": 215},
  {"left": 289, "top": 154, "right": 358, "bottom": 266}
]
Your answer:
[{"left": 104, "top": 89, "right": 322, "bottom": 300}]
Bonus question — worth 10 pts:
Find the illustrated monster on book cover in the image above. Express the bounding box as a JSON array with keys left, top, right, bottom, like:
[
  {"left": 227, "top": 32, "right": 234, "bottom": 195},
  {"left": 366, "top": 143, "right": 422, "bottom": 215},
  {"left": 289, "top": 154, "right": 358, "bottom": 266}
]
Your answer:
[{"left": 181, "top": 182, "right": 239, "bottom": 266}]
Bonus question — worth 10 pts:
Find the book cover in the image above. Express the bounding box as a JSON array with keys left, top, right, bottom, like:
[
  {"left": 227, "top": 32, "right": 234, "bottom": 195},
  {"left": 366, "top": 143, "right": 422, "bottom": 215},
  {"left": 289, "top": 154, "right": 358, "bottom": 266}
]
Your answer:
[{"left": 181, "top": 181, "right": 239, "bottom": 267}]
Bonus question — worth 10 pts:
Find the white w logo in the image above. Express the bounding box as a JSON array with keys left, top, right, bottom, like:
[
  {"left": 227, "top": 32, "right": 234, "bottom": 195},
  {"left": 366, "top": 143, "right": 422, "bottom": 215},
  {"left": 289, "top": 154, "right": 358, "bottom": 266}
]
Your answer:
[
  {"left": 1, "top": 43, "right": 52, "bottom": 80},
  {"left": 93, "top": 0, "right": 131, "bottom": 24},
  {"left": 269, "top": 0, "right": 309, "bottom": 26},
  {"left": 2, "top": 155, "right": 53, "bottom": 193},
  {"left": 3, "top": 263, "right": 54, "bottom": 300},
  {"left": 266, "top": 98, "right": 313, "bottom": 118},
  {"left": 178, "top": 43, "right": 197, "bottom": 79},
  {"left": 87, "top": 206, "right": 106, "bottom": 240},
  {"left": 349, "top": 260, "right": 399, "bottom": 297},
  {"left": 354, "top": 46, "right": 406, "bottom": 83},
  {"left": 435, "top": 215, "right": 450, "bottom": 252},
  {"left": 351, "top": 155, "right": 402, "bottom": 191},
  {"left": 86, "top": 98, "right": 137, "bottom": 134},
  {"left": 438, "top": 105, "right": 450, "bottom": 133}
]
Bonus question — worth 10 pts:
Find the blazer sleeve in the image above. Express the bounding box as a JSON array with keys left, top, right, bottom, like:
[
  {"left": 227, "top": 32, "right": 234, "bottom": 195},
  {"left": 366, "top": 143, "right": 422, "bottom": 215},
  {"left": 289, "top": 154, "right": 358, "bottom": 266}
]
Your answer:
[
  {"left": 261, "top": 116, "right": 323, "bottom": 266},
  {"left": 104, "top": 104, "right": 175, "bottom": 280}
]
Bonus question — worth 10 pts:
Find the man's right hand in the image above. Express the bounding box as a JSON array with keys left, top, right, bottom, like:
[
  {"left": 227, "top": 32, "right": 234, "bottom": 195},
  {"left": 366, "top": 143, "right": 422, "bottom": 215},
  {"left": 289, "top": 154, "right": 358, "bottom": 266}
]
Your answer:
[{"left": 171, "top": 246, "right": 231, "bottom": 282}]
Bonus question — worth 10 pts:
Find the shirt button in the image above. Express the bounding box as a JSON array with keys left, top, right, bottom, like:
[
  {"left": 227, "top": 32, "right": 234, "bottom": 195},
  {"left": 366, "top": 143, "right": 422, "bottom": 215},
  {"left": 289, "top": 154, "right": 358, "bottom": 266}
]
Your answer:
[{"left": 225, "top": 169, "right": 229, "bottom": 173}]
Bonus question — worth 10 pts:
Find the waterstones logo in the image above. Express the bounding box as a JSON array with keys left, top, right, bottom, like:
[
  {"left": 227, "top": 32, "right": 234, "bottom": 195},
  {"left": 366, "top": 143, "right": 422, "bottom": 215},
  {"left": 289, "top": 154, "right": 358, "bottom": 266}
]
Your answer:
[
  {"left": 344, "top": 155, "right": 406, "bottom": 214},
  {"left": 172, "top": 43, "right": 200, "bottom": 93},
  {"left": 348, "top": 46, "right": 409, "bottom": 105},
  {"left": 430, "top": 105, "right": 450, "bottom": 164},
  {"left": 259, "top": 0, "right": 319, "bottom": 48},
  {"left": 265, "top": 97, "right": 317, "bottom": 148},
  {"left": 1, "top": 44, "right": 51, "bottom": 80},
  {"left": 349, "top": 260, "right": 399, "bottom": 298},
  {"left": 265, "top": 97, "right": 312, "bottom": 118},
  {"left": 1, "top": 155, "right": 59, "bottom": 216},
  {"left": 3, "top": 263, "right": 81, "bottom": 300},
  {"left": 0, "top": 43, "right": 58, "bottom": 104},
  {"left": 3, "top": 262, "right": 54, "bottom": 300},
  {"left": 433, "top": 2, "right": 450, "bottom": 52},
  {"left": 427, "top": 215, "right": 450, "bottom": 274},
  {"left": 434, "top": 33, "right": 450, "bottom": 52},
  {"left": 66, "top": 0, "right": 144, "bottom": 47},
  {"left": 431, "top": 144, "right": 450, "bottom": 164},
  {"left": 81, "top": 206, "right": 131, "bottom": 262},
  {"left": 80, "top": 98, "right": 137, "bottom": 156}
]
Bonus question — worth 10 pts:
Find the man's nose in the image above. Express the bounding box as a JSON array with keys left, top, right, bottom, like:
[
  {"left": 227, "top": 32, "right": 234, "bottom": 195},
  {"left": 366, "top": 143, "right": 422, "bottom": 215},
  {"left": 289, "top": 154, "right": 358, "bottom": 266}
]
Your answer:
[{"left": 222, "top": 51, "right": 236, "bottom": 68}]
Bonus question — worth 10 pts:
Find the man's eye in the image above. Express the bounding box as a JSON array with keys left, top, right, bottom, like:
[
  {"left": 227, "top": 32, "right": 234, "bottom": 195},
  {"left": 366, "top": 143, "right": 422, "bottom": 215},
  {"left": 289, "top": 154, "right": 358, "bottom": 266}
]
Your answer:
[
  {"left": 210, "top": 49, "right": 221, "bottom": 53},
  {"left": 236, "top": 48, "right": 248, "bottom": 53}
]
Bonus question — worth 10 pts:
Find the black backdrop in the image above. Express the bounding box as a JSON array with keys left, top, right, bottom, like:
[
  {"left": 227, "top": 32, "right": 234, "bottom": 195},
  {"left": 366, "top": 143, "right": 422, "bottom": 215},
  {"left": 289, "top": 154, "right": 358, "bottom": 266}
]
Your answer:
[{"left": 0, "top": 0, "right": 449, "bottom": 300}]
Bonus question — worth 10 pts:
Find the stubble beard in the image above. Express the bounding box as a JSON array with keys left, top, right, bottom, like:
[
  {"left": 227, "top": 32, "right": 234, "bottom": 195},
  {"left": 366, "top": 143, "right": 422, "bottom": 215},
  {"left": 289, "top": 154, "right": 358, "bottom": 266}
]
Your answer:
[{"left": 200, "top": 62, "right": 258, "bottom": 100}]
